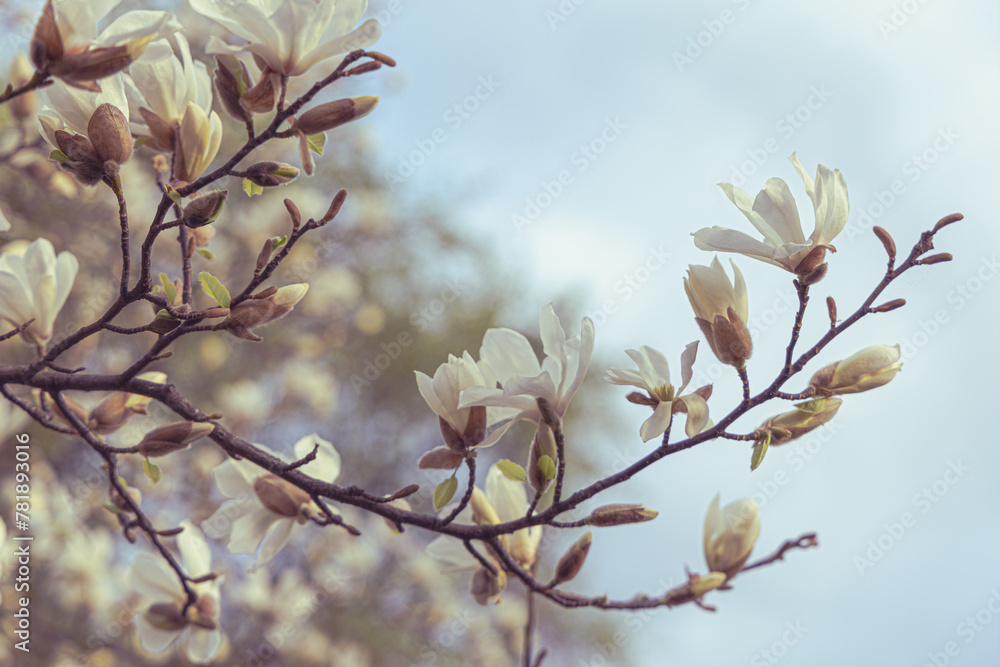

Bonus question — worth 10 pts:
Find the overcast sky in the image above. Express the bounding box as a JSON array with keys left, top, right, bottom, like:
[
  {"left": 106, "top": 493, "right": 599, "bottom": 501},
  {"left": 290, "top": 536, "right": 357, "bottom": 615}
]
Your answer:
[{"left": 369, "top": 1, "right": 1000, "bottom": 665}]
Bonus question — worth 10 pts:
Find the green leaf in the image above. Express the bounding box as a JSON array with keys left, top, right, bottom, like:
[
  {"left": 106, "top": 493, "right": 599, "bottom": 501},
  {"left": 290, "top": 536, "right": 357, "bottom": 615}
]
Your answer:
[
  {"left": 242, "top": 178, "right": 264, "bottom": 197},
  {"left": 196, "top": 248, "right": 216, "bottom": 261},
  {"left": 750, "top": 433, "right": 771, "bottom": 472},
  {"left": 134, "top": 136, "right": 149, "bottom": 149},
  {"left": 497, "top": 459, "right": 528, "bottom": 483},
  {"left": 270, "top": 235, "right": 288, "bottom": 250},
  {"left": 307, "top": 132, "right": 327, "bottom": 156},
  {"left": 155, "top": 309, "right": 176, "bottom": 320},
  {"left": 142, "top": 458, "right": 162, "bottom": 484},
  {"left": 198, "top": 271, "right": 231, "bottom": 308},
  {"left": 538, "top": 455, "right": 556, "bottom": 481},
  {"left": 102, "top": 502, "right": 122, "bottom": 515},
  {"left": 48, "top": 149, "right": 67, "bottom": 162},
  {"left": 433, "top": 477, "right": 458, "bottom": 511},
  {"left": 159, "top": 273, "right": 176, "bottom": 303},
  {"left": 166, "top": 187, "right": 183, "bottom": 207}
]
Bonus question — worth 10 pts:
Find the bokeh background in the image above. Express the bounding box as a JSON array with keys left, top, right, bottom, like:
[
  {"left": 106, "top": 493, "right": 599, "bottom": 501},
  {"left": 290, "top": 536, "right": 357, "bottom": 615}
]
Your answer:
[{"left": 1, "top": 0, "right": 999, "bottom": 665}]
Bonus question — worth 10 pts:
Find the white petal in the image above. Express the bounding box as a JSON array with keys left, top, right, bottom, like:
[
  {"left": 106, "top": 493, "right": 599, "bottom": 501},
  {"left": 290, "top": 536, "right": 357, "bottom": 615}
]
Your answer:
[
  {"left": 255, "top": 517, "right": 296, "bottom": 567},
  {"left": 295, "top": 433, "right": 341, "bottom": 481},
  {"left": 213, "top": 460, "right": 253, "bottom": 498},
  {"left": 485, "top": 464, "right": 528, "bottom": 523},
  {"left": 425, "top": 534, "right": 478, "bottom": 571},
  {"left": 184, "top": 627, "right": 223, "bottom": 665},
  {"left": 678, "top": 341, "right": 698, "bottom": 394},
  {"left": 292, "top": 18, "right": 382, "bottom": 75},
  {"left": 480, "top": 328, "right": 542, "bottom": 383},
  {"left": 639, "top": 402, "right": 672, "bottom": 443},
  {"left": 679, "top": 393, "right": 710, "bottom": 438},
  {"left": 753, "top": 177, "right": 805, "bottom": 245},
  {"left": 228, "top": 507, "right": 275, "bottom": 554},
  {"left": 130, "top": 554, "right": 181, "bottom": 600},
  {"left": 692, "top": 226, "right": 780, "bottom": 264},
  {"left": 177, "top": 521, "right": 212, "bottom": 576},
  {"left": 134, "top": 613, "right": 180, "bottom": 654},
  {"left": 717, "top": 182, "right": 784, "bottom": 247}
]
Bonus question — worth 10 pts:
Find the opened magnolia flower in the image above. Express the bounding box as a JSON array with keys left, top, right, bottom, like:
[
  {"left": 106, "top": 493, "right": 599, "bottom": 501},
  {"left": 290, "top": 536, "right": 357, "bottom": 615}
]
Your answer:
[
  {"left": 131, "top": 521, "right": 222, "bottom": 665},
  {"left": 808, "top": 345, "right": 902, "bottom": 396},
  {"left": 123, "top": 35, "right": 223, "bottom": 182},
  {"left": 458, "top": 303, "right": 595, "bottom": 447},
  {"left": 30, "top": 0, "right": 179, "bottom": 89},
  {"left": 192, "top": 0, "right": 381, "bottom": 111},
  {"left": 605, "top": 342, "right": 711, "bottom": 442},
  {"left": 202, "top": 434, "right": 340, "bottom": 569},
  {"left": 703, "top": 494, "right": 760, "bottom": 580},
  {"left": 0, "top": 237, "right": 78, "bottom": 347},
  {"left": 683, "top": 258, "right": 752, "bottom": 368},
  {"left": 427, "top": 463, "right": 542, "bottom": 575},
  {"left": 693, "top": 153, "right": 849, "bottom": 278}
]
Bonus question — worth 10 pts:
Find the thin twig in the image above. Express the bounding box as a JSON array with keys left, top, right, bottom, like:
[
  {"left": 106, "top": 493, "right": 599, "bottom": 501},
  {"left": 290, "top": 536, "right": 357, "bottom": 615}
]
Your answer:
[{"left": 441, "top": 456, "right": 477, "bottom": 526}]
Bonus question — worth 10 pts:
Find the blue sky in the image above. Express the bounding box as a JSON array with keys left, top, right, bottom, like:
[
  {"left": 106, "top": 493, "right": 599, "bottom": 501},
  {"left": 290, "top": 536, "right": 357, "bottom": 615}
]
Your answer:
[{"left": 369, "top": 1, "right": 1000, "bottom": 665}]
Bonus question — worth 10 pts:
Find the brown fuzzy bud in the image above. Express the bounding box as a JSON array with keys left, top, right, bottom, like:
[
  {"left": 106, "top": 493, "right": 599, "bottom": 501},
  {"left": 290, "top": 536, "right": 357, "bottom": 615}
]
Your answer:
[
  {"left": 368, "top": 52, "right": 397, "bottom": 67},
  {"left": 345, "top": 61, "right": 382, "bottom": 76},
  {"left": 919, "top": 253, "right": 953, "bottom": 265},
  {"left": 872, "top": 298, "right": 906, "bottom": 313},
  {"left": 53, "top": 130, "right": 104, "bottom": 185},
  {"left": 138, "top": 421, "right": 214, "bottom": 457},
  {"left": 88, "top": 103, "right": 132, "bottom": 164},
  {"left": 182, "top": 190, "right": 227, "bottom": 227},
  {"left": 872, "top": 226, "right": 896, "bottom": 262},
  {"left": 552, "top": 532, "right": 593, "bottom": 586},
  {"left": 798, "top": 261, "right": 828, "bottom": 286},
  {"left": 50, "top": 45, "right": 132, "bottom": 85},
  {"left": 320, "top": 188, "right": 348, "bottom": 223},
  {"left": 244, "top": 162, "right": 299, "bottom": 187},
  {"left": 470, "top": 566, "right": 506, "bottom": 606},
  {"left": 214, "top": 56, "right": 253, "bottom": 122},
  {"left": 252, "top": 474, "right": 311, "bottom": 517},
  {"left": 294, "top": 96, "right": 379, "bottom": 135},
  {"left": 585, "top": 504, "right": 659, "bottom": 527},
  {"left": 826, "top": 296, "right": 837, "bottom": 326},
  {"left": 255, "top": 238, "right": 274, "bottom": 272},
  {"left": 226, "top": 283, "right": 309, "bottom": 341},
  {"left": 793, "top": 245, "right": 828, "bottom": 276},
  {"left": 416, "top": 446, "right": 465, "bottom": 470},
  {"left": 283, "top": 198, "right": 301, "bottom": 229},
  {"left": 933, "top": 213, "right": 963, "bottom": 232}
]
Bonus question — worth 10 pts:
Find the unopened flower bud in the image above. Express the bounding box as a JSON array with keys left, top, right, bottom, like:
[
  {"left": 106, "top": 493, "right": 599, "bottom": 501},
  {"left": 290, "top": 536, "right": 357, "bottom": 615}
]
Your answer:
[
  {"left": 872, "top": 226, "right": 896, "bottom": 262},
  {"left": 245, "top": 161, "right": 299, "bottom": 187},
  {"left": 183, "top": 190, "right": 227, "bottom": 227},
  {"left": 89, "top": 372, "right": 166, "bottom": 435},
  {"left": 527, "top": 423, "right": 558, "bottom": 492},
  {"left": 551, "top": 532, "right": 593, "bottom": 586},
  {"left": 30, "top": 0, "right": 63, "bottom": 70},
  {"left": 469, "top": 487, "right": 501, "bottom": 526},
  {"left": 320, "top": 188, "right": 348, "bottom": 224},
  {"left": 138, "top": 421, "right": 214, "bottom": 457},
  {"left": 703, "top": 494, "right": 759, "bottom": 580},
  {"left": 53, "top": 130, "right": 103, "bottom": 185},
  {"left": 826, "top": 296, "right": 837, "bottom": 326},
  {"left": 283, "top": 198, "right": 301, "bottom": 228},
  {"left": 756, "top": 397, "right": 842, "bottom": 447},
  {"left": 664, "top": 571, "right": 728, "bottom": 607},
  {"left": 253, "top": 473, "right": 313, "bottom": 518},
  {"left": 920, "top": 252, "right": 953, "bottom": 265},
  {"left": 585, "top": 503, "right": 659, "bottom": 527},
  {"left": 685, "top": 259, "right": 752, "bottom": 367},
  {"left": 872, "top": 298, "right": 906, "bottom": 313},
  {"left": 214, "top": 56, "right": 253, "bottom": 122},
  {"left": 417, "top": 446, "right": 464, "bottom": 470},
  {"left": 933, "top": 213, "right": 963, "bottom": 232},
  {"left": 470, "top": 566, "right": 506, "bottom": 606},
  {"left": 88, "top": 103, "right": 132, "bottom": 165},
  {"left": 144, "top": 602, "right": 189, "bottom": 631},
  {"left": 294, "top": 96, "right": 379, "bottom": 135},
  {"left": 809, "top": 345, "right": 902, "bottom": 397},
  {"left": 255, "top": 238, "right": 274, "bottom": 272},
  {"left": 226, "top": 283, "right": 308, "bottom": 341}
]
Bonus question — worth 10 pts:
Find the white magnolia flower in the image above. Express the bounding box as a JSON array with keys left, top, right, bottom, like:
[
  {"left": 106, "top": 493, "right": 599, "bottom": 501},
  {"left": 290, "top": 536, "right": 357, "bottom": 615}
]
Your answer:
[
  {"left": 605, "top": 342, "right": 711, "bottom": 442},
  {"left": 693, "top": 153, "right": 849, "bottom": 274},
  {"left": 123, "top": 34, "right": 223, "bottom": 182},
  {"left": 683, "top": 257, "right": 752, "bottom": 368},
  {"left": 459, "top": 303, "right": 595, "bottom": 447},
  {"left": 703, "top": 494, "right": 760, "bottom": 580},
  {"left": 426, "top": 464, "right": 542, "bottom": 569},
  {"left": 131, "top": 522, "right": 223, "bottom": 665},
  {"left": 31, "top": 0, "right": 179, "bottom": 88},
  {"left": 191, "top": 0, "right": 381, "bottom": 77},
  {"left": 37, "top": 73, "right": 129, "bottom": 150},
  {"left": 202, "top": 434, "right": 340, "bottom": 569},
  {"left": 0, "top": 238, "right": 78, "bottom": 346}
]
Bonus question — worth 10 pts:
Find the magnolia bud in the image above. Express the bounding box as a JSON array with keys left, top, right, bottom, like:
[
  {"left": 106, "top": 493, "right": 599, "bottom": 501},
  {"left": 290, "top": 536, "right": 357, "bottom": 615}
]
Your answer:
[
  {"left": 226, "top": 283, "right": 309, "bottom": 341},
  {"left": 809, "top": 345, "right": 902, "bottom": 397},
  {"left": 30, "top": 0, "right": 63, "bottom": 70},
  {"left": 527, "top": 423, "right": 557, "bottom": 492},
  {"left": 872, "top": 226, "right": 896, "bottom": 262},
  {"left": 138, "top": 421, "right": 214, "bottom": 457},
  {"left": 88, "top": 103, "right": 132, "bottom": 165},
  {"left": 756, "top": 397, "right": 842, "bottom": 446},
  {"left": 416, "top": 446, "right": 464, "bottom": 470},
  {"left": 252, "top": 474, "right": 312, "bottom": 517},
  {"left": 703, "top": 494, "right": 759, "bottom": 579},
  {"left": 53, "top": 130, "right": 104, "bottom": 185},
  {"left": 294, "top": 96, "right": 379, "bottom": 135},
  {"left": 470, "top": 566, "right": 506, "bottom": 606},
  {"left": 664, "top": 571, "right": 728, "bottom": 607},
  {"left": 469, "top": 488, "right": 501, "bottom": 526},
  {"left": 183, "top": 190, "right": 227, "bottom": 227},
  {"left": 88, "top": 372, "right": 166, "bottom": 434},
  {"left": 144, "top": 602, "right": 189, "bottom": 631},
  {"left": 551, "top": 532, "right": 593, "bottom": 586},
  {"left": 214, "top": 56, "right": 253, "bottom": 122},
  {"left": 245, "top": 162, "right": 299, "bottom": 187},
  {"left": 320, "top": 189, "right": 348, "bottom": 224},
  {"left": 872, "top": 298, "right": 906, "bottom": 313},
  {"left": 585, "top": 503, "right": 659, "bottom": 527},
  {"left": 826, "top": 296, "right": 838, "bottom": 326}
]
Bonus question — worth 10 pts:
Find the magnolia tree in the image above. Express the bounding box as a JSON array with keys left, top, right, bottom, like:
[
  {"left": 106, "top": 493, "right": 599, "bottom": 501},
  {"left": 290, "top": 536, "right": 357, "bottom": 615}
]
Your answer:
[{"left": 0, "top": 1, "right": 964, "bottom": 665}]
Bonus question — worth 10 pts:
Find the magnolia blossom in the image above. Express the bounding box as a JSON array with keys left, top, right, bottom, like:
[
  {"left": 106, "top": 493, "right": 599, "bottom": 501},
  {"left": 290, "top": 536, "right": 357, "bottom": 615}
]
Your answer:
[
  {"left": 703, "top": 494, "right": 760, "bottom": 580},
  {"left": 459, "top": 303, "right": 595, "bottom": 447},
  {"left": 809, "top": 345, "right": 902, "bottom": 396},
  {"left": 31, "top": 0, "right": 178, "bottom": 88},
  {"left": 693, "top": 153, "right": 849, "bottom": 275},
  {"left": 131, "top": 522, "right": 222, "bottom": 664},
  {"left": 605, "top": 342, "right": 711, "bottom": 442},
  {"left": 37, "top": 73, "right": 129, "bottom": 149},
  {"left": 124, "top": 35, "right": 223, "bottom": 182},
  {"left": 0, "top": 238, "right": 78, "bottom": 346},
  {"left": 203, "top": 434, "right": 340, "bottom": 568},
  {"left": 683, "top": 257, "right": 752, "bottom": 367},
  {"left": 416, "top": 351, "right": 509, "bottom": 452},
  {"left": 426, "top": 464, "right": 542, "bottom": 570},
  {"left": 191, "top": 0, "right": 381, "bottom": 77}
]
